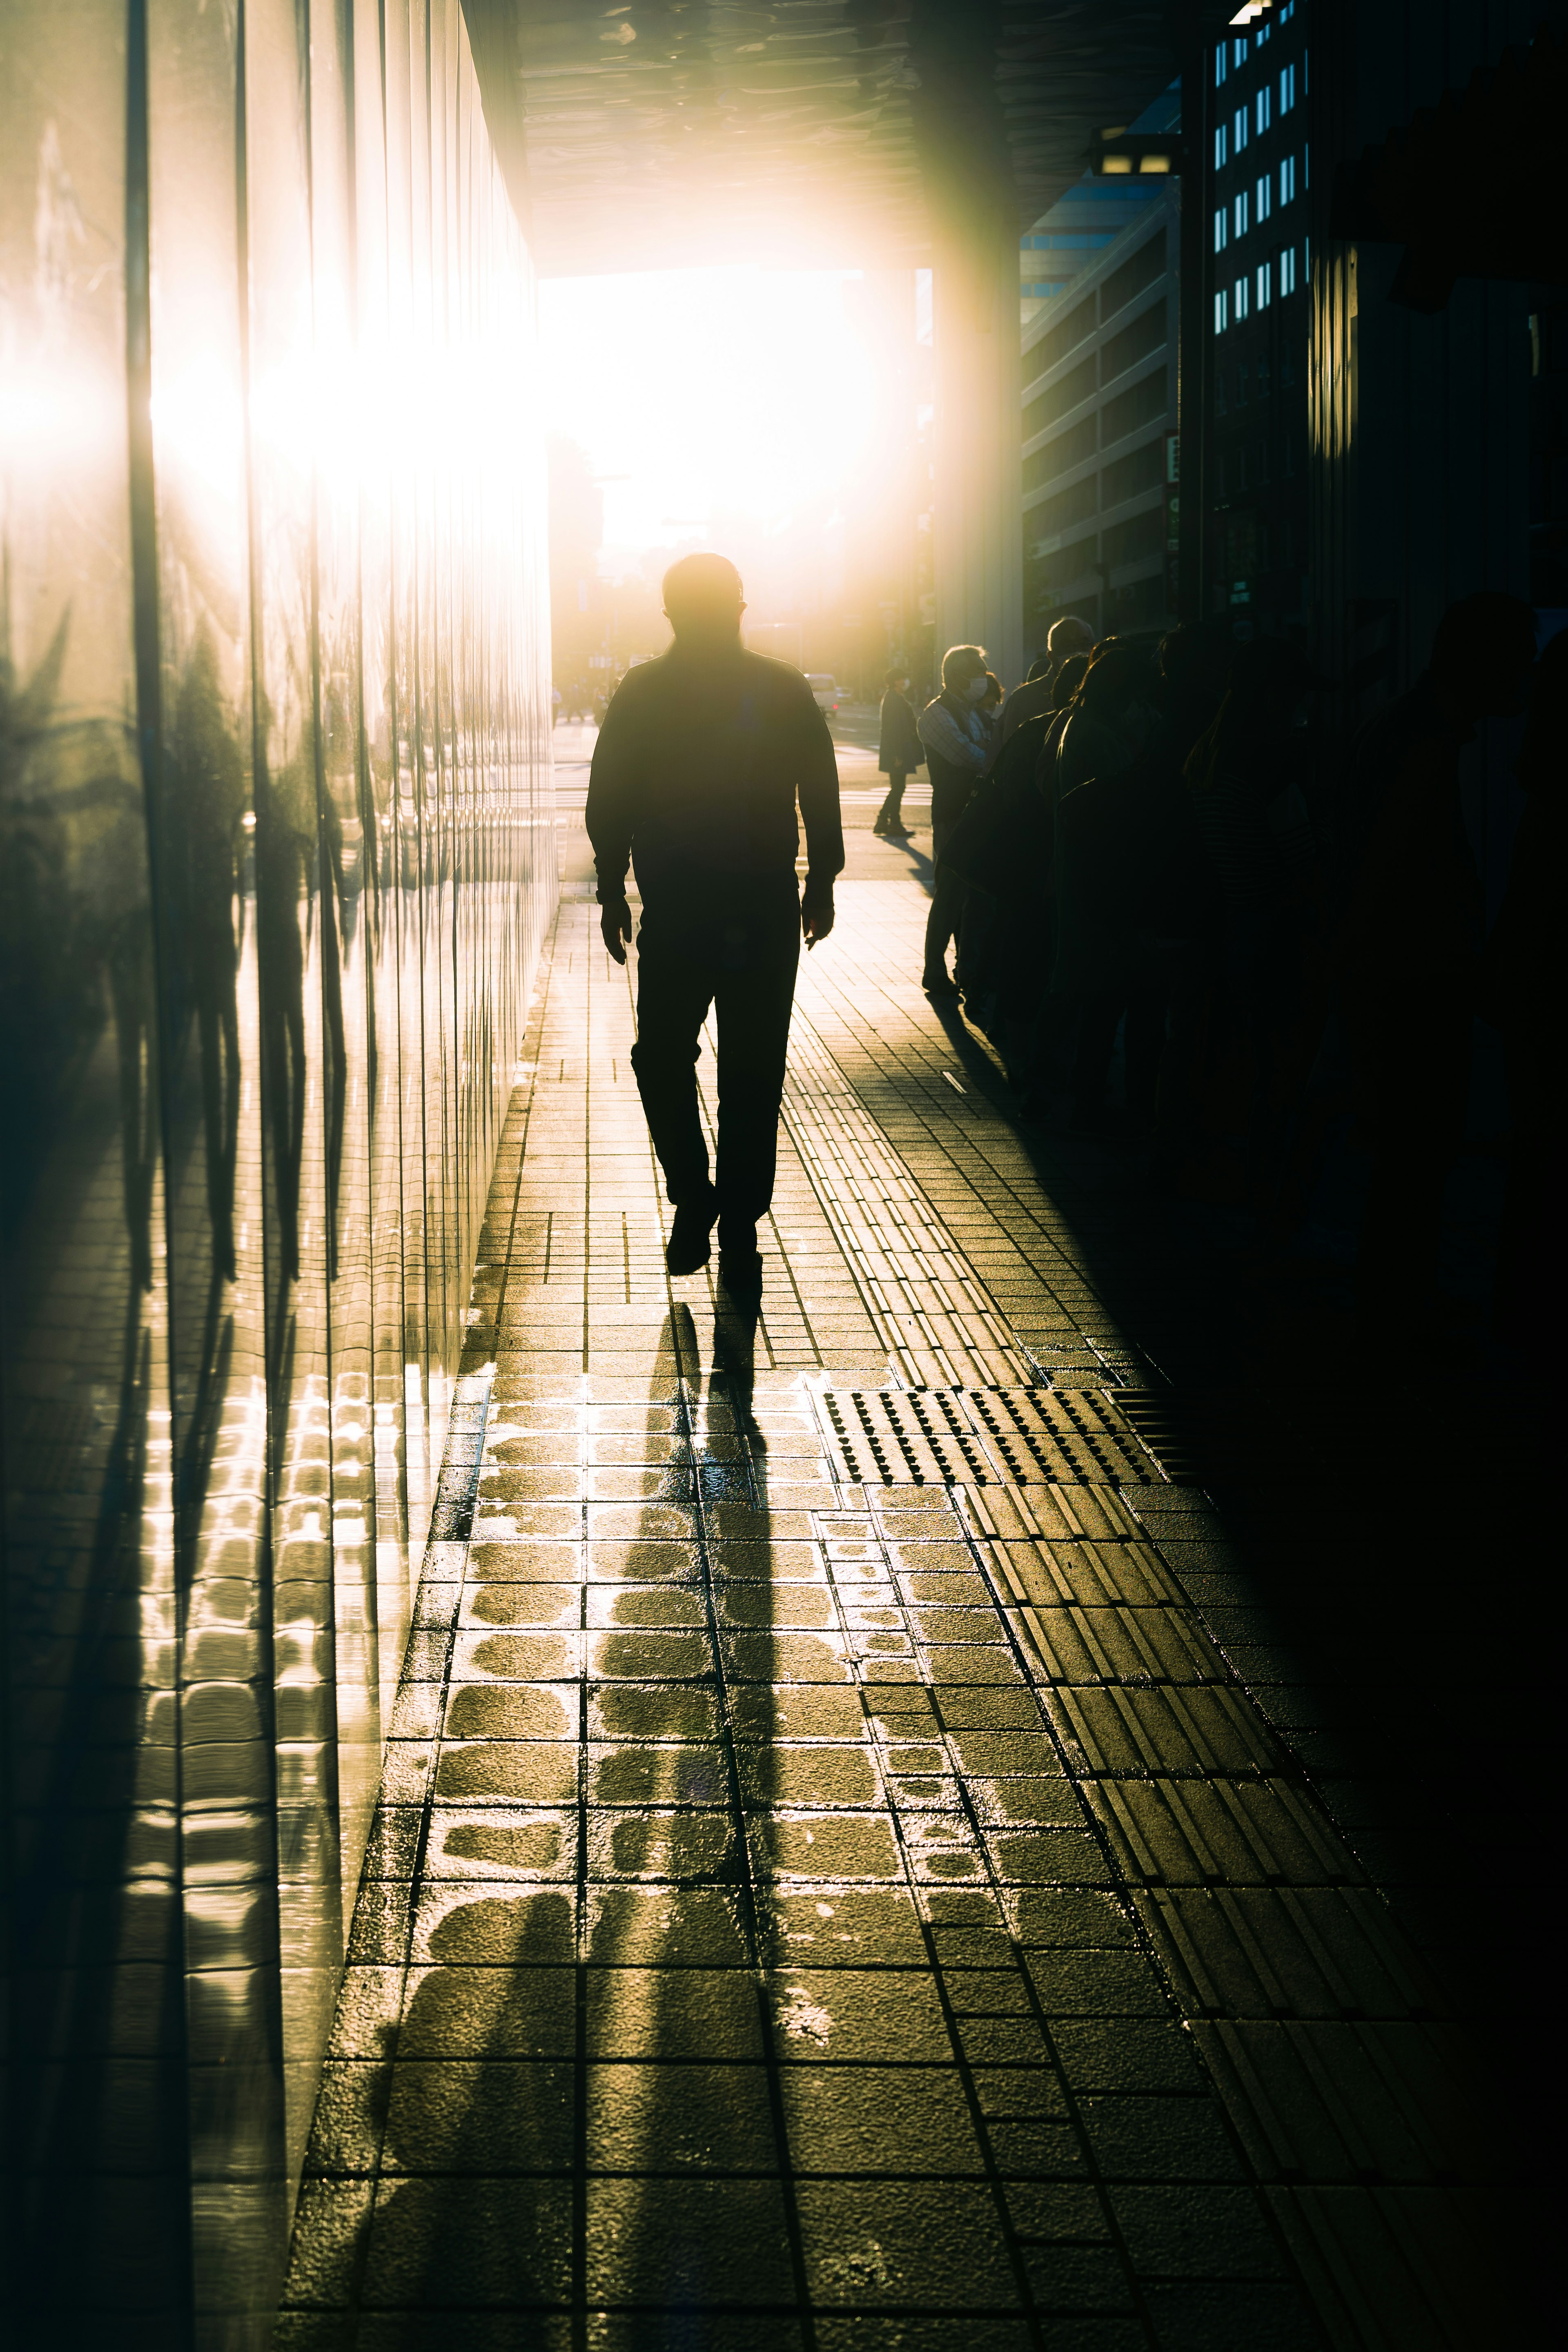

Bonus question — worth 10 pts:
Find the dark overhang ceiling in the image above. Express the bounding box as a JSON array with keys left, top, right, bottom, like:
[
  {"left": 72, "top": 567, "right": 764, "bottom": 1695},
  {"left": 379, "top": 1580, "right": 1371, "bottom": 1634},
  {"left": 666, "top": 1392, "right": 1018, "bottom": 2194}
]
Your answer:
[{"left": 461, "top": 0, "right": 1183, "bottom": 275}]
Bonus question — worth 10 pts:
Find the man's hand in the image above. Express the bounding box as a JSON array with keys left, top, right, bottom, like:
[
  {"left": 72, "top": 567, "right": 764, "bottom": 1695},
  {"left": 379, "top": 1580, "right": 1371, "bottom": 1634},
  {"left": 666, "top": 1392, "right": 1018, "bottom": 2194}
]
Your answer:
[
  {"left": 601, "top": 897, "right": 633, "bottom": 964},
  {"left": 802, "top": 889, "right": 834, "bottom": 949}
]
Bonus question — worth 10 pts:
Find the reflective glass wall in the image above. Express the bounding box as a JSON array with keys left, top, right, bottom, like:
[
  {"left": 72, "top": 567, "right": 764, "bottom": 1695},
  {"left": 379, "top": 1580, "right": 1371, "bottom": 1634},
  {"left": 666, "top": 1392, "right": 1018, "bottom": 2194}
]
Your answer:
[{"left": 0, "top": 0, "right": 553, "bottom": 2338}]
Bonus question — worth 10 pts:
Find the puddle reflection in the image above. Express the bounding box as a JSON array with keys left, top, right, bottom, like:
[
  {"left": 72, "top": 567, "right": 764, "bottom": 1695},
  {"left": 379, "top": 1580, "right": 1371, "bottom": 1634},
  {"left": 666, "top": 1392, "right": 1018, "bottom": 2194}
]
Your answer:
[{"left": 352, "top": 1303, "right": 805, "bottom": 2325}]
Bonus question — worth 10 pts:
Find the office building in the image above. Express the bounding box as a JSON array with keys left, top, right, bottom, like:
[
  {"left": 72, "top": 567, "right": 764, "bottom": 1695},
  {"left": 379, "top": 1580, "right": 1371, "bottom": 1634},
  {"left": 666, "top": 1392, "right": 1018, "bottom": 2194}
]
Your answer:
[
  {"left": 1020, "top": 182, "right": 1179, "bottom": 648},
  {"left": 1199, "top": 0, "right": 1312, "bottom": 635}
]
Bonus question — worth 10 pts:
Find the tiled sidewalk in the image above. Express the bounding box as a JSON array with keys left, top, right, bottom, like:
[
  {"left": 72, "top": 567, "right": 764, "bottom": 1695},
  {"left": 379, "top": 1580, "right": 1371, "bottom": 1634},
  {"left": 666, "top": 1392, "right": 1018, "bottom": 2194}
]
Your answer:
[{"left": 278, "top": 831, "right": 1511, "bottom": 2350}]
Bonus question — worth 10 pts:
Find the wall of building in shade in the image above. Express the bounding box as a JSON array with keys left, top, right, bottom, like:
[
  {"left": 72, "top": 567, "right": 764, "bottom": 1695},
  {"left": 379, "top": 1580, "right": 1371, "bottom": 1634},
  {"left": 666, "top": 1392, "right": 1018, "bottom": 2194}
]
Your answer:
[{"left": 0, "top": 0, "right": 554, "bottom": 2339}]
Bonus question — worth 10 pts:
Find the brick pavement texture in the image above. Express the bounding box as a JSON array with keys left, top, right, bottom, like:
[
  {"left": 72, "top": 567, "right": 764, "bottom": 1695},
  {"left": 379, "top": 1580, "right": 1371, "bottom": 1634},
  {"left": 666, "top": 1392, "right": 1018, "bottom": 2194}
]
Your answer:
[{"left": 278, "top": 806, "right": 1537, "bottom": 2352}]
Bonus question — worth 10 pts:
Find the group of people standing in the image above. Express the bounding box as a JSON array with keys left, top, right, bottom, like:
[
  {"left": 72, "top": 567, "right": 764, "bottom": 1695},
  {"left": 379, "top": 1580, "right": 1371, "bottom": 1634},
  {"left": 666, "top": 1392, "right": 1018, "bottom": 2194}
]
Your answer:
[{"left": 877, "top": 598, "right": 1561, "bottom": 1347}]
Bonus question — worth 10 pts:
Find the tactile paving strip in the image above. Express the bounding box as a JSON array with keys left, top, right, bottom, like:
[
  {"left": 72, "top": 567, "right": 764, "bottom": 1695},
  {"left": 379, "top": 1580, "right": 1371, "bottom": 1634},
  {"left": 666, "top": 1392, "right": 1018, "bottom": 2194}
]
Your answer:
[{"left": 813, "top": 1386, "right": 1166, "bottom": 1488}]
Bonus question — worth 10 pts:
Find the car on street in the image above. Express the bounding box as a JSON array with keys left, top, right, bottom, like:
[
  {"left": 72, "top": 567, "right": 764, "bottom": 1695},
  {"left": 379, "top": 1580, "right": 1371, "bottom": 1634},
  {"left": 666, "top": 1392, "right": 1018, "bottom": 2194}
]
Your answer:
[{"left": 806, "top": 673, "right": 841, "bottom": 715}]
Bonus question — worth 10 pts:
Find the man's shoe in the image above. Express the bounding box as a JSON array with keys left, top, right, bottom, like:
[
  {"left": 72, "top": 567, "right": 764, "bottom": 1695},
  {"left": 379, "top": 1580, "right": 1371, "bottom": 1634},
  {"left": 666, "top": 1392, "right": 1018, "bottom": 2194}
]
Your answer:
[
  {"left": 718, "top": 1247, "right": 764, "bottom": 1297},
  {"left": 923, "top": 972, "right": 959, "bottom": 999},
  {"left": 666, "top": 1193, "right": 719, "bottom": 1276},
  {"left": 717, "top": 1217, "right": 763, "bottom": 1297}
]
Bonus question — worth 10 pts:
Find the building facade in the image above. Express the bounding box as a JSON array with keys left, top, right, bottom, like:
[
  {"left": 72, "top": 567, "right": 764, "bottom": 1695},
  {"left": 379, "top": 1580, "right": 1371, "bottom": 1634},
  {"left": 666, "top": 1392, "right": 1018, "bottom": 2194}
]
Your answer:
[
  {"left": 1020, "top": 185, "right": 1180, "bottom": 651},
  {"left": 1200, "top": 0, "right": 1313, "bottom": 637}
]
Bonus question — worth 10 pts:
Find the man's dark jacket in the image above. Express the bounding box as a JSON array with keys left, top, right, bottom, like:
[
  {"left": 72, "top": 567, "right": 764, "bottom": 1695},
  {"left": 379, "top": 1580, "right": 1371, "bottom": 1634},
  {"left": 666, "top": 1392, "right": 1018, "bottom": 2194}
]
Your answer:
[
  {"left": 878, "top": 687, "right": 923, "bottom": 775},
  {"left": 586, "top": 646, "right": 844, "bottom": 922},
  {"left": 1000, "top": 673, "right": 1055, "bottom": 743}
]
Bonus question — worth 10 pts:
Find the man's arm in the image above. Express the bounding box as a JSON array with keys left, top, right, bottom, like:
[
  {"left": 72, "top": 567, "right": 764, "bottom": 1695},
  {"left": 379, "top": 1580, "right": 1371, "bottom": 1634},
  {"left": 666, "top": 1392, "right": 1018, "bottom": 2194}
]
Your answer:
[
  {"left": 795, "top": 692, "right": 843, "bottom": 942},
  {"left": 584, "top": 694, "right": 638, "bottom": 962},
  {"left": 918, "top": 700, "right": 988, "bottom": 771}
]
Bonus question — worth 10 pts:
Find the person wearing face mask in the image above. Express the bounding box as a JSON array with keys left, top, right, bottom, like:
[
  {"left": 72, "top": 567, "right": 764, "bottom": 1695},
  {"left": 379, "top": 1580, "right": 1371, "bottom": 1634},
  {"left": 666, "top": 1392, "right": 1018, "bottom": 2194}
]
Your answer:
[{"left": 917, "top": 644, "right": 992, "bottom": 997}]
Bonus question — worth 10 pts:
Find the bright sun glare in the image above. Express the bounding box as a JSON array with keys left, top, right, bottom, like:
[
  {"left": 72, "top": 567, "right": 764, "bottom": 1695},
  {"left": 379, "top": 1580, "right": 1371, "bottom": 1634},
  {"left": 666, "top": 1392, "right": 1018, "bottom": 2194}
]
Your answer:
[{"left": 539, "top": 267, "right": 876, "bottom": 555}]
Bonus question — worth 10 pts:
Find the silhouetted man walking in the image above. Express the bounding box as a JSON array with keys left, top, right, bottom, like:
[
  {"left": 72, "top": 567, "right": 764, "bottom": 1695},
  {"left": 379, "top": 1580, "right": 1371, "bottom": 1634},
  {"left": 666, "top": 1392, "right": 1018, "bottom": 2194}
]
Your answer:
[{"left": 586, "top": 553, "right": 843, "bottom": 1292}]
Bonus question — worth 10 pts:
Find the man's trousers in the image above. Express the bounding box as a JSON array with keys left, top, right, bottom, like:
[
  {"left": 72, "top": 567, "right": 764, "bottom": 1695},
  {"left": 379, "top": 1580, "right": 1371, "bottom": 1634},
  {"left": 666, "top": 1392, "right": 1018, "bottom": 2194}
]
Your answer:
[{"left": 629, "top": 920, "right": 800, "bottom": 1230}]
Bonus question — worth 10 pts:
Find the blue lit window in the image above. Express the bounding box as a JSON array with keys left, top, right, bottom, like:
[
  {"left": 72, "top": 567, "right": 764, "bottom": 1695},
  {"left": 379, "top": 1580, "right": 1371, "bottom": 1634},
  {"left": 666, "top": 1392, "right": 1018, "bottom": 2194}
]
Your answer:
[
  {"left": 1233, "top": 36, "right": 1247, "bottom": 66},
  {"left": 1233, "top": 106, "right": 1250, "bottom": 154},
  {"left": 1255, "top": 16, "right": 1270, "bottom": 42},
  {"left": 1234, "top": 190, "right": 1249, "bottom": 238},
  {"left": 1215, "top": 42, "right": 1227, "bottom": 86},
  {"left": 1279, "top": 1, "right": 1295, "bottom": 21},
  {"left": 1279, "top": 244, "right": 1297, "bottom": 296},
  {"left": 1215, "top": 289, "right": 1229, "bottom": 335},
  {"left": 1256, "top": 85, "right": 1272, "bottom": 134},
  {"left": 1234, "top": 275, "right": 1250, "bottom": 323},
  {"left": 1215, "top": 123, "right": 1229, "bottom": 169},
  {"left": 1214, "top": 207, "right": 1229, "bottom": 255},
  {"left": 1256, "top": 174, "right": 1272, "bottom": 223},
  {"left": 1280, "top": 62, "right": 1297, "bottom": 113},
  {"left": 1279, "top": 154, "right": 1296, "bottom": 205},
  {"left": 1256, "top": 260, "right": 1273, "bottom": 310}
]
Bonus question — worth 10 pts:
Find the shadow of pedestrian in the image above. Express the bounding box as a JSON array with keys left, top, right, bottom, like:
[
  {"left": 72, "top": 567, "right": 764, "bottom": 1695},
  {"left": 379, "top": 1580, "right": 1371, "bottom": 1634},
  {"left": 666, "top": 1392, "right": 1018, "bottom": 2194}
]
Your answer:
[{"left": 349, "top": 1303, "right": 802, "bottom": 2343}]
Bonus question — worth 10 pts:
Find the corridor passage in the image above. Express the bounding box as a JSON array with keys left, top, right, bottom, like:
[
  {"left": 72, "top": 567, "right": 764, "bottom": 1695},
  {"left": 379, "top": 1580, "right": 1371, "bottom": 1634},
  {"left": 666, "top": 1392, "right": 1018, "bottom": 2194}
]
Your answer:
[{"left": 277, "top": 746, "right": 1518, "bottom": 2350}]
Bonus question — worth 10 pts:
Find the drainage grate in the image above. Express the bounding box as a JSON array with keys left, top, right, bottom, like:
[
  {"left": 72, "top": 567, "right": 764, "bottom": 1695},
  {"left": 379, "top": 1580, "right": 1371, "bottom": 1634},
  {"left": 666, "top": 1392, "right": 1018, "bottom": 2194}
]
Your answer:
[
  {"left": 1112, "top": 1390, "right": 1369, "bottom": 1490},
  {"left": 815, "top": 1388, "right": 1163, "bottom": 1488}
]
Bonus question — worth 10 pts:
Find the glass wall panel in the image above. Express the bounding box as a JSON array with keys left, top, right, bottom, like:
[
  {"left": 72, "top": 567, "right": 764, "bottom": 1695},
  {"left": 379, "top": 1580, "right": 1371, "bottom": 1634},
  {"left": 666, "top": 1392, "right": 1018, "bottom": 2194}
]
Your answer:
[
  {"left": 0, "top": 3, "right": 191, "bottom": 2332},
  {"left": 0, "top": 0, "right": 554, "bottom": 2337}
]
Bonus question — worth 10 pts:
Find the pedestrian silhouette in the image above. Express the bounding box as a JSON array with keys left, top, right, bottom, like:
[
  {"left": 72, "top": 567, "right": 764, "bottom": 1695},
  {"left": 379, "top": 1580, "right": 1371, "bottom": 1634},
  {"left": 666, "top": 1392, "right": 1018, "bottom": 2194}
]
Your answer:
[
  {"left": 1341, "top": 591, "right": 1536, "bottom": 1327},
  {"left": 586, "top": 553, "right": 843, "bottom": 1293},
  {"left": 1001, "top": 612, "right": 1096, "bottom": 743},
  {"left": 1483, "top": 626, "right": 1566, "bottom": 1356},
  {"left": 874, "top": 665, "right": 922, "bottom": 837},
  {"left": 918, "top": 642, "right": 992, "bottom": 998}
]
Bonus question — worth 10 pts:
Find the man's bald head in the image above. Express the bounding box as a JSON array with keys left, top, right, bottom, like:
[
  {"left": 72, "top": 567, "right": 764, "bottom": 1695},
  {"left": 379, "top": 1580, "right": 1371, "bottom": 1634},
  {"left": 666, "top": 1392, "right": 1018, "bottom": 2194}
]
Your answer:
[
  {"left": 663, "top": 553, "right": 746, "bottom": 645},
  {"left": 1047, "top": 614, "right": 1095, "bottom": 661}
]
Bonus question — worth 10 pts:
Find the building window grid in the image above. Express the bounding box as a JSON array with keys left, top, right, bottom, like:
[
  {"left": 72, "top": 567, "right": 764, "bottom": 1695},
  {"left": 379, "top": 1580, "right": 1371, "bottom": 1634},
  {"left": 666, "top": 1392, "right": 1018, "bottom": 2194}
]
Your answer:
[{"left": 1210, "top": 21, "right": 1307, "bottom": 563}]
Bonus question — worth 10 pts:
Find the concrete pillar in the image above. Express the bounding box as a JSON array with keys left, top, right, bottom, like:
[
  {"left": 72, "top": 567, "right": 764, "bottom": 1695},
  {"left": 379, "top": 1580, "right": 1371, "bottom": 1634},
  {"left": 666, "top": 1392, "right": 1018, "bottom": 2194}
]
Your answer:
[{"left": 931, "top": 212, "right": 1023, "bottom": 690}]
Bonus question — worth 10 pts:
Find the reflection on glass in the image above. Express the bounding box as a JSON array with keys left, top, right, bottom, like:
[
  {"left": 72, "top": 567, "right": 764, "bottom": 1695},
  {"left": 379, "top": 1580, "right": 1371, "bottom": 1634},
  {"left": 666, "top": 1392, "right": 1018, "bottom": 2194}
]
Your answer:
[{"left": 0, "top": 0, "right": 552, "bottom": 2340}]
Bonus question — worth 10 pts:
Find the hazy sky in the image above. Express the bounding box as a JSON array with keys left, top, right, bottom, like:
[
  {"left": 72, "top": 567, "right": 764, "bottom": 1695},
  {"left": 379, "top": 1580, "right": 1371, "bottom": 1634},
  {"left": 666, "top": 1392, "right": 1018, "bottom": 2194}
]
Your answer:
[{"left": 538, "top": 267, "right": 874, "bottom": 560}]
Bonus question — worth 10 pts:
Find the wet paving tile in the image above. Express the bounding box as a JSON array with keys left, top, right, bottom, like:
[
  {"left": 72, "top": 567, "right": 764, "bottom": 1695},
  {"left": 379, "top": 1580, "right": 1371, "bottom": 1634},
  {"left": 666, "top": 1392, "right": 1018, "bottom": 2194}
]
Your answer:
[{"left": 281, "top": 864, "right": 1487, "bottom": 2347}]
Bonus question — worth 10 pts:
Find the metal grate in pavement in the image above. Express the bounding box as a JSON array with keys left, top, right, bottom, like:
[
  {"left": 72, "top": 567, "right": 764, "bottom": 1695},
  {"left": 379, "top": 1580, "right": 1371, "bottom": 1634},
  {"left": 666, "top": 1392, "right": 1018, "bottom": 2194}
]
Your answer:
[
  {"left": 1113, "top": 1389, "right": 1367, "bottom": 1490},
  {"left": 813, "top": 1385, "right": 1166, "bottom": 1487}
]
